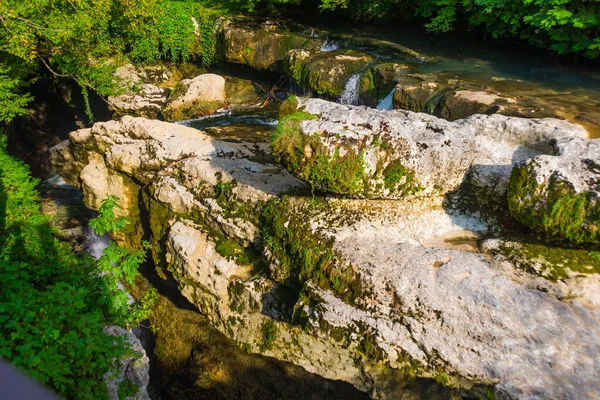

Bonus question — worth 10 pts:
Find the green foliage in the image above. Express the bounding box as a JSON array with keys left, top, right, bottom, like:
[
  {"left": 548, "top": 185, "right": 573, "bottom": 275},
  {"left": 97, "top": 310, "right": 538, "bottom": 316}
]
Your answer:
[
  {"left": 0, "top": 135, "right": 154, "bottom": 398},
  {"left": 118, "top": 378, "right": 139, "bottom": 399},
  {"left": 0, "top": 63, "right": 33, "bottom": 123},
  {"left": 0, "top": 0, "right": 221, "bottom": 124}
]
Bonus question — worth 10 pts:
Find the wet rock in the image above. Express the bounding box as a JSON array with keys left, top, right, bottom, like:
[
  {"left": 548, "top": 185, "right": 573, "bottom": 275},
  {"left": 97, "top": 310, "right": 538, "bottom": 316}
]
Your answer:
[
  {"left": 224, "top": 76, "right": 266, "bottom": 107},
  {"left": 162, "top": 73, "right": 227, "bottom": 121},
  {"left": 273, "top": 98, "right": 585, "bottom": 199},
  {"left": 508, "top": 136, "right": 600, "bottom": 244},
  {"left": 103, "top": 325, "right": 150, "bottom": 400},
  {"left": 392, "top": 74, "right": 450, "bottom": 113},
  {"left": 359, "top": 63, "right": 411, "bottom": 107},
  {"left": 284, "top": 49, "right": 373, "bottom": 98},
  {"left": 221, "top": 18, "right": 322, "bottom": 72}
]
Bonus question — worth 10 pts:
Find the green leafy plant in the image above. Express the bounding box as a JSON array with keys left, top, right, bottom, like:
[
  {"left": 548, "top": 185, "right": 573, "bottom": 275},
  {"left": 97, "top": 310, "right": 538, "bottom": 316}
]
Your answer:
[{"left": 0, "top": 134, "right": 155, "bottom": 399}]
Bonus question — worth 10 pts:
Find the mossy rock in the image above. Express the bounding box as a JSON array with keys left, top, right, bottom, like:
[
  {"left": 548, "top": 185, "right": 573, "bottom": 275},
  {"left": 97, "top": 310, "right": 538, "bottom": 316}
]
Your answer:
[
  {"left": 359, "top": 63, "right": 410, "bottom": 107},
  {"left": 508, "top": 160, "right": 600, "bottom": 245},
  {"left": 284, "top": 49, "right": 373, "bottom": 98},
  {"left": 271, "top": 111, "right": 419, "bottom": 198},
  {"left": 222, "top": 21, "right": 322, "bottom": 72}
]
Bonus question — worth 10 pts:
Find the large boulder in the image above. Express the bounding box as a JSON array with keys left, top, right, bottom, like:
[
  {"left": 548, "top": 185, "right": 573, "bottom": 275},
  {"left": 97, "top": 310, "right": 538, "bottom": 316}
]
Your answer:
[
  {"left": 220, "top": 18, "right": 322, "bottom": 71},
  {"left": 162, "top": 74, "right": 226, "bottom": 121},
  {"left": 284, "top": 49, "right": 373, "bottom": 98},
  {"left": 272, "top": 98, "right": 585, "bottom": 199},
  {"left": 508, "top": 136, "right": 600, "bottom": 245},
  {"left": 51, "top": 111, "right": 600, "bottom": 400}
]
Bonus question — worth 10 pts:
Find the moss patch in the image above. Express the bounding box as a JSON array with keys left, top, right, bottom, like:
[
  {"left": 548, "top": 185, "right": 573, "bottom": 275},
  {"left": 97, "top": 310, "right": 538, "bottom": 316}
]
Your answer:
[
  {"left": 508, "top": 163, "right": 600, "bottom": 245},
  {"left": 272, "top": 111, "right": 367, "bottom": 196},
  {"left": 493, "top": 240, "right": 600, "bottom": 281},
  {"left": 262, "top": 196, "right": 365, "bottom": 305}
]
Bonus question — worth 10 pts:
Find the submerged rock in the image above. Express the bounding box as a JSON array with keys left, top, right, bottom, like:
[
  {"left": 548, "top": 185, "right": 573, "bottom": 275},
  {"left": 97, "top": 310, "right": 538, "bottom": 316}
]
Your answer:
[
  {"left": 272, "top": 98, "right": 585, "bottom": 199},
  {"left": 508, "top": 136, "right": 600, "bottom": 245},
  {"left": 162, "top": 73, "right": 227, "bottom": 121}
]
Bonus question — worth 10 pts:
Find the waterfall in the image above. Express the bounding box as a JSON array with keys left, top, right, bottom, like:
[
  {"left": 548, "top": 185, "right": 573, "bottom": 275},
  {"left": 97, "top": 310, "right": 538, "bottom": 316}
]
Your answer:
[
  {"left": 320, "top": 39, "right": 340, "bottom": 52},
  {"left": 84, "top": 228, "right": 110, "bottom": 260},
  {"left": 339, "top": 74, "right": 361, "bottom": 106},
  {"left": 376, "top": 88, "right": 396, "bottom": 110}
]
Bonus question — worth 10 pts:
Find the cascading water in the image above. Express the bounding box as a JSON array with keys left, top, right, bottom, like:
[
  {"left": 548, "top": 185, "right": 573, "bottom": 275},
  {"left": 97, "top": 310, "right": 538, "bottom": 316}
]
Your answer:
[
  {"left": 320, "top": 39, "right": 340, "bottom": 52},
  {"left": 339, "top": 74, "right": 361, "bottom": 105},
  {"left": 376, "top": 87, "right": 396, "bottom": 110}
]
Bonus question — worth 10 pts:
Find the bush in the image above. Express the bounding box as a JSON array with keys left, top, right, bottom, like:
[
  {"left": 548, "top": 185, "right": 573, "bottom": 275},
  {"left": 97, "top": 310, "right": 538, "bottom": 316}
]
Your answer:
[{"left": 0, "top": 135, "right": 154, "bottom": 399}]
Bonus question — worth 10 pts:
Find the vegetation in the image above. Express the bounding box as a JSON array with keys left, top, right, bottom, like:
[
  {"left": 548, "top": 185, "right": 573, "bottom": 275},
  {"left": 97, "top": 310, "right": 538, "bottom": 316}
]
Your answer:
[
  {"left": 0, "top": 135, "right": 154, "bottom": 398},
  {"left": 508, "top": 164, "right": 600, "bottom": 245},
  {"left": 272, "top": 111, "right": 368, "bottom": 196},
  {"left": 0, "top": 0, "right": 221, "bottom": 124}
]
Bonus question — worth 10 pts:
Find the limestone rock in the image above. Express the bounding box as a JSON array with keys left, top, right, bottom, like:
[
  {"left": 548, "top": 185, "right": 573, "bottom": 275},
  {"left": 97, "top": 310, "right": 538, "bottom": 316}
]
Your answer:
[
  {"left": 108, "top": 64, "right": 171, "bottom": 119},
  {"left": 261, "top": 195, "right": 600, "bottom": 400},
  {"left": 284, "top": 49, "right": 373, "bottom": 98},
  {"left": 103, "top": 325, "right": 150, "bottom": 400},
  {"left": 358, "top": 63, "right": 411, "bottom": 107},
  {"left": 162, "top": 74, "right": 226, "bottom": 121},
  {"left": 273, "top": 98, "right": 585, "bottom": 199},
  {"left": 508, "top": 136, "right": 600, "bottom": 244},
  {"left": 221, "top": 18, "right": 322, "bottom": 71}
]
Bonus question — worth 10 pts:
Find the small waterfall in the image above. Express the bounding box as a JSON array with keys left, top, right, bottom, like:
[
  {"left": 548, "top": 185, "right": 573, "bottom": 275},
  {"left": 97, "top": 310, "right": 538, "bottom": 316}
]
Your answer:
[
  {"left": 84, "top": 228, "right": 110, "bottom": 260},
  {"left": 376, "top": 88, "right": 396, "bottom": 110},
  {"left": 320, "top": 39, "right": 340, "bottom": 52},
  {"left": 339, "top": 74, "right": 361, "bottom": 106}
]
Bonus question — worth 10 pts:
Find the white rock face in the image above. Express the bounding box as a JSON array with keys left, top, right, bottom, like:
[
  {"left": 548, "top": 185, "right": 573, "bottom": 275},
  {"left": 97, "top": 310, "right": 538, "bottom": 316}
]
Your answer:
[
  {"left": 103, "top": 325, "right": 150, "bottom": 400},
  {"left": 108, "top": 64, "right": 170, "bottom": 119},
  {"left": 50, "top": 111, "right": 600, "bottom": 400},
  {"left": 163, "top": 74, "right": 226, "bottom": 121},
  {"left": 286, "top": 98, "right": 586, "bottom": 199}
]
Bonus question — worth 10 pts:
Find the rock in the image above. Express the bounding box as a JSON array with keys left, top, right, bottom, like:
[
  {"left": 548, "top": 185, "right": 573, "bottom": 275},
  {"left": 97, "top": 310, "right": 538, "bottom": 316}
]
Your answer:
[
  {"left": 284, "top": 49, "right": 373, "bottom": 98},
  {"left": 358, "top": 63, "right": 411, "bottom": 107},
  {"left": 51, "top": 115, "right": 306, "bottom": 247},
  {"left": 162, "top": 74, "right": 227, "bottom": 121},
  {"left": 272, "top": 98, "right": 585, "bottom": 199},
  {"left": 391, "top": 73, "right": 559, "bottom": 122},
  {"left": 508, "top": 136, "right": 600, "bottom": 244},
  {"left": 220, "top": 18, "right": 322, "bottom": 71},
  {"left": 224, "top": 76, "right": 265, "bottom": 107},
  {"left": 392, "top": 74, "right": 450, "bottom": 113},
  {"left": 261, "top": 195, "right": 600, "bottom": 400},
  {"left": 481, "top": 238, "right": 600, "bottom": 307},
  {"left": 108, "top": 64, "right": 171, "bottom": 119},
  {"left": 103, "top": 325, "right": 150, "bottom": 400},
  {"left": 50, "top": 110, "right": 600, "bottom": 400}
]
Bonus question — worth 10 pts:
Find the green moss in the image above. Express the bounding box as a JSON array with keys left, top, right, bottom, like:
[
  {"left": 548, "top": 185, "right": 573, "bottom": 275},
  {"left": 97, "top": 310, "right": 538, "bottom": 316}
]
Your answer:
[
  {"left": 262, "top": 197, "right": 364, "bottom": 305},
  {"left": 508, "top": 164, "right": 600, "bottom": 245},
  {"left": 272, "top": 111, "right": 368, "bottom": 196},
  {"left": 279, "top": 95, "right": 299, "bottom": 117},
  {"left": 494, "top": 240, "right": 600, "bottom": 281},
  {"left": 118, "top": 378, "right": 138, "bottom": 400},
  {"left": 216, "top": 238, "right": 257, "bottom": 265},
  {"left": 259, "top": 319, "right": 277, "bottom": 352},
  {"left": 434, "top": 371, "right": 449, "bottom": 386},
  {"left": 382, "top": 159, "right": 417, "bottom": 194}
]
